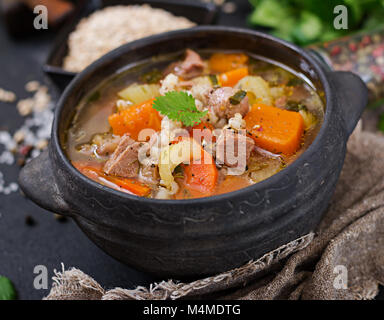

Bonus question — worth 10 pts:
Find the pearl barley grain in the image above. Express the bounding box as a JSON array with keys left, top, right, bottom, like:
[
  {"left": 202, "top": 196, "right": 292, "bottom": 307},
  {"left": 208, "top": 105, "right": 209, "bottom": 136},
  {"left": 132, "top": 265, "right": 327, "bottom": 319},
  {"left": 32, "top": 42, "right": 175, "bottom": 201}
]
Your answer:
[
  {"left": 63, "top": 5, "right": 195, "bottom": 72},
  {"left": 25, "top": 81, "right": 40, "bottom": 92},
  {"left": 0, "top": 80, "right": 54, "bottom": 196},
  {"left": 222, "top": 2, "right": 237, "bottom": 14},
  {"left": 13, "top": 130, "right": 25, "bottom": 144},
  {"left": 36, "top": 139, "right": 48, "bottom": 150},
  {"left": 0, "top": 88, "right": 16, "bottom": 103},
  {"left": 17, "top": 98, "right": 34, "bottom": 116}
]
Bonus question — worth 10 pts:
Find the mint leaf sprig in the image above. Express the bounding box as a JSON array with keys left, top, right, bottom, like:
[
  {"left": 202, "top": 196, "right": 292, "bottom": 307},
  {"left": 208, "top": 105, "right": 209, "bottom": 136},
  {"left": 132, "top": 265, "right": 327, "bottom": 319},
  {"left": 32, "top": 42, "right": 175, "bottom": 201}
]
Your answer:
[
  {"left": 153, "top": 91, "right": 207, "bottom": 127},
  {"left": 0, "top": 276, "right": 17, "bottom": 300}
]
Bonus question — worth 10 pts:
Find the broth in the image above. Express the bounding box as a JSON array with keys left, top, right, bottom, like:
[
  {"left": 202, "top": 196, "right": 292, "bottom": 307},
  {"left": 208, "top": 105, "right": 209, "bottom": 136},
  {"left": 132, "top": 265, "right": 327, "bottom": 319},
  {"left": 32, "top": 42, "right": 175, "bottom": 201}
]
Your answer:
[{"left": 65, "top": 50, "right": 324, "bottom": 199}]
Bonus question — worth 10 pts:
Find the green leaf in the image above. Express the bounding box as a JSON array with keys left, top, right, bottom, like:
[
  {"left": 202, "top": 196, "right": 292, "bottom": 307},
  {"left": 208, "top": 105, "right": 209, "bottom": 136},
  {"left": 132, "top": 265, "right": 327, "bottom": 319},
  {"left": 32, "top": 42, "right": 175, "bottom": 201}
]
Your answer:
[
  {"left": 318, "top": 27, "right": 346, "bottom": 42},
  {"left": 361, "top": 5, "right": 384, "bottom": 31},
  {"left": 248, "top": 0, "right": 384, "bottom": 46},
  {"left": 248, "top": 0, "right": 294, "bottom": 28},
  {"left": 379, "top": 113, "right": 384, "bottom": 133},
  {"left": 209, "top": 74, "right": 219, "bottom": 86},
  {"left": 249, "top": 0, "right": 260, "bottom": 7},
  {"left": 292, "top": 11, "right": 323, "bottom": 45},
  {"left": 344, "top": 0, "right": 362, "bottom": 21},
  {"left": 153, "top": 91, "right": 207, "bottom": 127},
  {"left": 292, "top": 0, "right": 339, "bottom": 22},
  {"left": 229, "top": 90, "right": 247, "bottom": 105},
  {"left": 0, "top": 276, "right": 17, "bottom": 300},
  {"left": 271, "top": 16, "right": 297, "bottom": 42},
  {"left": 139, "top": 69, "right": 163, "bottom": 84}
]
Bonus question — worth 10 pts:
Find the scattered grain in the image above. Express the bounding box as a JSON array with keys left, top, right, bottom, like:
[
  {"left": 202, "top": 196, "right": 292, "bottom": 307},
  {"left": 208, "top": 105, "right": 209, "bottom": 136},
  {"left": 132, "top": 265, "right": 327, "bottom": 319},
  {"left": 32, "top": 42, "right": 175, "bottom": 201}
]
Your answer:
[
  {"left": 33, "top": 86, "right": 50, "bottom": 112},
  {"left": 13, "top": 130, "right": 25, "bottom": 144},
  {"left": 35, "top": 139, "right": 48, "bottom": 150},
  {"left": 25, "top": 81, "right": 40, "bottom": 92},
  {"left": 222, "top": 2, "right": 237, "bottom": 14},
  {"left": 16, "top": 84, "right": 51, "bottom": 116},
  {"left": 0, "top": 88, "right": 16, "bottom": 103},
  {"left": 17, "top": 98, "right": 34, "bottom": 116},
  {"left": 0, "top": 80, "right": 54, "bottom": 195},
  {"left": 0, "top": 172, "right": 18, "bottom": 194},
  {"left": 213, "top": 0, "right": 226, "bottom": 5}
]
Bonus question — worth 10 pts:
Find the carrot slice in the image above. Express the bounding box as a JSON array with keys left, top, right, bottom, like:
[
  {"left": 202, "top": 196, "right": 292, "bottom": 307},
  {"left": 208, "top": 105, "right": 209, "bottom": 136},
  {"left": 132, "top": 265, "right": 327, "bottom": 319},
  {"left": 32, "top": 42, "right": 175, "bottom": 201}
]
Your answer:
[
  {"left": 181, "top": 160, "right": 218, "bottom": 197},
  {"left": 219, "top": 67, "right": 249, "bottom": 87},
  {"left": 104, "top": 175, "right": 151, "bottom": 197},
  {"left": 72, "top": 162, "right": 151, "bottom": 197},
  {"left": 72, "top": 162, "right": 103, "bottom": 181},
  {"left": 188, "top": 121, "right": 215, "bottom": 143},
  {"left": 108, "top": 98, "right": 161, "bottom": 140},
  {"left": 170, "top": 139, "right": 218, "bottom": 198},
  {"left": 215, "top": 175, "right": 252, "bottom": 195},
  {"left": 209, "top": 53, "right": 249, "bottom": 73},
  {"left": 183, "top": 146, "right": 218, "bottom": 195},
  {"left": 244, "top": 103, "right": 304, "bottom": 155}
]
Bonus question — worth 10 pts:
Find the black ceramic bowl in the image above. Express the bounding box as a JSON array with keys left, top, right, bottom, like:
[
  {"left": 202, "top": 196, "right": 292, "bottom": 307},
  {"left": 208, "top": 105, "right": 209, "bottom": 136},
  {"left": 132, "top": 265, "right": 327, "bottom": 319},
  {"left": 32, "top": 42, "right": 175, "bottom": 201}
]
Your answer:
[
  {"left": 20, "top": 27, "right": 367, "bottom": 278},
  {"left": 44, "top": 0, "right": 218, "bottom": 91}
]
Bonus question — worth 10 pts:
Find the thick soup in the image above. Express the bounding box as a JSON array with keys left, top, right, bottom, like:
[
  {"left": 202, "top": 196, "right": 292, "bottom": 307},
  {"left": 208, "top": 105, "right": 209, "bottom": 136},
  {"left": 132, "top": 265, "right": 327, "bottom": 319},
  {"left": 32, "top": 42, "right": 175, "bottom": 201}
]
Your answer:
[{"left": 65, "top": 50, "right": 324, "bottom": 199}]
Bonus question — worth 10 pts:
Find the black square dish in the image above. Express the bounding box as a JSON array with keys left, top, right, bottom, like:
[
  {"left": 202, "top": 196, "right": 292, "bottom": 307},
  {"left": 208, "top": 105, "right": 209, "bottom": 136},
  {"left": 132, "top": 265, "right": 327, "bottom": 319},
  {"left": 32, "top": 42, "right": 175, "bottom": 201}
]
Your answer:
[{"left": 43, "top": 0, "right": 218, "bottom": 91}]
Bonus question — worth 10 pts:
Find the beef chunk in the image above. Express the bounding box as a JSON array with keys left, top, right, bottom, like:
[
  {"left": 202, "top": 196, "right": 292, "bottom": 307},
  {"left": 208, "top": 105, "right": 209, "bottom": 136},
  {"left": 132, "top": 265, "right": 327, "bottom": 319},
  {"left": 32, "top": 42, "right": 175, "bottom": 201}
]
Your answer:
[
  {"left": 165, "top": 49, "right": 204, "bottom": 80},
  {"left": 289, "top": 85, "right": 311, "bottom": 103},
  {"left": 216, "top": 129, "right": 255, "bottom": 168},
  {"left": 104, "top": 134, "right": 140, "bottom": 178},
  {"left": 274, "top": 95, "right": 287, "bottom": 109},
  {"left": 77, "top": 134, "right": 120, "bottom": 158},
  {"left": 141, "top": 164, "right": 160, "bottom": 185},
  {"left": 208, "top": 87, "right": 250, "bottom": 119},
  {"left": 92, "top": 133, "right": 120, "bottom": 156}
]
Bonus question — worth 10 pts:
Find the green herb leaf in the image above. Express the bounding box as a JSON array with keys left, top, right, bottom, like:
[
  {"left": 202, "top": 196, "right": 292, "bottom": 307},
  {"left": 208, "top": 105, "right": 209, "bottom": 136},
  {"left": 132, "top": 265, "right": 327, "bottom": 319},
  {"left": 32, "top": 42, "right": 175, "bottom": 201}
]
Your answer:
[
  {"left": 87, "top": 91, "right": 100, "bottom": 103},
  {"left": 209, "top": 74, "right": 219, "bottom": 86},
  {"left": 140, "top": 69, "right": 163, "bottom": 84},
  {"left": 286, "top": 101, "right": 307, "bottom": 112},
  {"left": 379, "top": 113, "right": 384, "bottom": 133},
  {"left": 229, "top": 90, "right": 247, "bottom": 105},
  {"left": 153, "top": 91, "right": 207, "bottom": 126},
  {"left": 248, "top": 0, "right": 384, "bottom": 45},
  {"left": 291, "top": 11, "right": 323, "bottom": 45},
  {"left": 248, "top": 0, "right": 294, "bottom": 28},
  {"left": 173, "top": 164, "right": 184, "bottom": 179},
  {"left": 0, "top": 276, "right": 17, "bottom": 300},
  {"left": 287, "top": 78, "right": 304, "bottom": 87}
]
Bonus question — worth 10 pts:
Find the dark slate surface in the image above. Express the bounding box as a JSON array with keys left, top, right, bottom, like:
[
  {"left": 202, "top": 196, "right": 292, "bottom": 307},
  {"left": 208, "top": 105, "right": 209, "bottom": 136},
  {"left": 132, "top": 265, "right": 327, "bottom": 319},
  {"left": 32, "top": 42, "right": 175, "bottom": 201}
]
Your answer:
[{"left": 0, "top": 27, "right": 156, "bottom": 299}]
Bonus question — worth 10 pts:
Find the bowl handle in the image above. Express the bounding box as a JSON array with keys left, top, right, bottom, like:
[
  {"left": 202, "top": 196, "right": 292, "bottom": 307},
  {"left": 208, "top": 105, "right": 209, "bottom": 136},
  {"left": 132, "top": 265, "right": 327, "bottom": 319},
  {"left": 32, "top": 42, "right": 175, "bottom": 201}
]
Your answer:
[
  {"left": 18, "top": 149, "right": 72, "bottom": 217},
  {"left": 328, "top": 71, "right": 368, "bottom": 136}
]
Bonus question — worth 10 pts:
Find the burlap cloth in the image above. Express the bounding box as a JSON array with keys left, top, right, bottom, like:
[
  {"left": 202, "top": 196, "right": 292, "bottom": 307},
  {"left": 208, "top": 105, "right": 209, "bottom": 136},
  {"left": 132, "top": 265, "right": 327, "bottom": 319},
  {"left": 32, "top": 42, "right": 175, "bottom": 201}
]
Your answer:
[{"left": 45, "top": 123, "right": 384, "bottom": 300}]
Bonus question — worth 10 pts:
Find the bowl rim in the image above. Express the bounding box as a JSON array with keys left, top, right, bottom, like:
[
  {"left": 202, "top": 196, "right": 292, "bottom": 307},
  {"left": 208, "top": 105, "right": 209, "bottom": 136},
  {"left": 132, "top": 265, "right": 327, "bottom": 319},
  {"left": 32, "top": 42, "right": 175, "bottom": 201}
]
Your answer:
[{"left": 52, "top": 26, "right": 334, "bottom": 206}]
